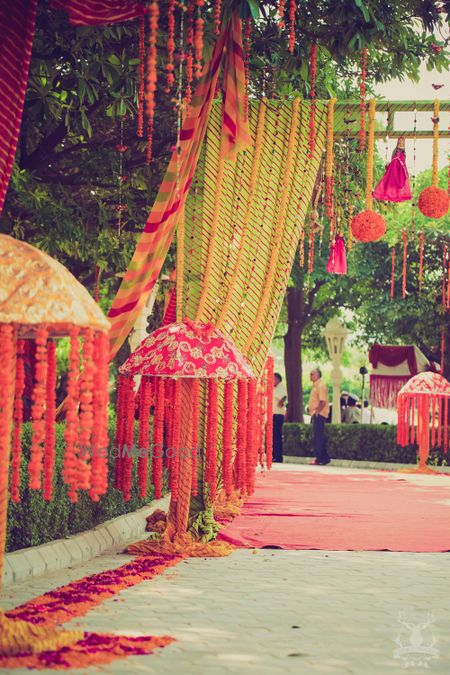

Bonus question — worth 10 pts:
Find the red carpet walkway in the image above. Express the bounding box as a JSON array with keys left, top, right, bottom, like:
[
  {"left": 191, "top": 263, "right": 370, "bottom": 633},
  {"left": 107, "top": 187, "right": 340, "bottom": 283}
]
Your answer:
[{"left": 218, "top": 467, "right": 450, "bottom": 552}]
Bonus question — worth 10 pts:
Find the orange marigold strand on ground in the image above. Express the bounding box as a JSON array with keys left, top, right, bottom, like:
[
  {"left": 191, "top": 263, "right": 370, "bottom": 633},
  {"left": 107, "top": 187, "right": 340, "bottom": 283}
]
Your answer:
[
  {"left": 222, "top": 381, "right": 234, "bottom": 497},
  {"left": 78, "top": 329, "right": 95, "bottom": 492},
  {"left": 206, "top": 379, "right": 218, "bottom": 500},
  {"left": 63, "top": 327, "right": 80, "bottom": 502},
  {"left": 152, "top": 378, "right": 165, "bottom": 498},
  {"left": 190, "top": 379, "right": 199, "bottom": 495},
  {"left": 246, "top": 379, "right": 256, "bottom": 495},
  {"left": 236, "top": 379, "right": 248, "bottom": 491},
  {"left": 29, "top": 326, "right": 48, "bottom": 491},
  {"left": 43, "top": 340, "right": 57, "bottom": 501},
  {"left": 11, "top": 339, "right": 25, "bottom": 503}
]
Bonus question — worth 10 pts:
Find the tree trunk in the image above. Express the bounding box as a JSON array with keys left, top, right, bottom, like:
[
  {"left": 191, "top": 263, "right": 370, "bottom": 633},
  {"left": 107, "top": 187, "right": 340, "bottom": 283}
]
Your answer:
[{"left": 284, "top": 286, "right": 304, "bottom": 423}]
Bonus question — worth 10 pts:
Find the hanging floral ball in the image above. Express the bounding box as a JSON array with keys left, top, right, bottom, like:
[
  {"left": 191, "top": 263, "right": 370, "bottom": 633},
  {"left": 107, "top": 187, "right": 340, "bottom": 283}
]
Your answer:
[
  {"left": 350, "top": 209, "right": 386, "bottom": 243},
  {"left": 418, "top": 186, "right": 450, "bottom": 219}
]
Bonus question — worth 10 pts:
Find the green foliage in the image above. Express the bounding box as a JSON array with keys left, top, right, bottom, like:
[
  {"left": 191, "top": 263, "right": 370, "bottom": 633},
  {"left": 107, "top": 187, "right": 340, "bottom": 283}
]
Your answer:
[
  {"left": 283, "top": 422, "right": 447, "bottom": 464},
  {"left": 6, "top": 422, "right": 165, "bottom": 553}
]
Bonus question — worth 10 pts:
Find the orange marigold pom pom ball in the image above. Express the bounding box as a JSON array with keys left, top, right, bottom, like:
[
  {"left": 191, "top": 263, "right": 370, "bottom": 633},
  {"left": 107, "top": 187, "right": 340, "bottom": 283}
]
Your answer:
[
  {"left": 350, "top": 209, "right": 386, "bottom": 243},
  {"left": 418, "top": 186, "right": 449, "bottom": 219}
]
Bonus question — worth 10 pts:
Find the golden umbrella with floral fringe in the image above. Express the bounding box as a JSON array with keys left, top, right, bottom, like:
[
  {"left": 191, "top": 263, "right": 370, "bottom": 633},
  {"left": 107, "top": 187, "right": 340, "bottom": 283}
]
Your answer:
[{"left": 0, "top": 234, "right": 110, "bottom": 656}]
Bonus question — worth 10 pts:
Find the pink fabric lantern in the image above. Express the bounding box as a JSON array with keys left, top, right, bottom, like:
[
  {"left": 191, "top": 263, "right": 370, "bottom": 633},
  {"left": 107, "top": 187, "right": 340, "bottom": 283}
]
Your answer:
[
  {"left": 397, "top": 371, "right": 450, "bottom": 472},
  {"left": 326, "top": 235, "right": 347, "bottom": 275},
  {"left": 373, "top": 139, "right": 412, "bottom": 203}
]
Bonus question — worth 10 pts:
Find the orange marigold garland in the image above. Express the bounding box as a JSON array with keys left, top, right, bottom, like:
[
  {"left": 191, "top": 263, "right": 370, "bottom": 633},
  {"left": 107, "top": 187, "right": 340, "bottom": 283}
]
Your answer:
[
  {"left": 243, "top": 19, "right": 252, "bottom": 121},
  {"left": 0, "top": 326, "right": 14, "bottom": 523},
  {"left": 205, "top": 379, "right": 218, "bottom": 500},
  {"left": 236, "top": 379, "right": 248, "bottom": 492},
  {"left": 351, "top": 99, "right": 386, "bottom": 243},
  {"left": 288, "top": 0, "right": 296, "bottom": 52},
  {"left": 277, "top": 0, "right": 286, "bottom": 29},
  {"left": 359, "top": 47, "right": 368, "bottom": 152},
  {"left": 29, "top": 326, "right": 48, "bottom": 491},
  {"left": 137, "top": 14, "right": 145, "bottom": 138},
  {"left": 185, "top": 0, "right": 195, "bottom": 106},
  {"left": 152, "top": 377, "right": 165, "bottom": 498},
  {"left": 194, "top": 0, "right": 204, "bottom": 78},
  {"left": 43, "top": 340, "right": 57, "bottom": 501},
  {"left": 308, "top": 43, "right": 317, "bottom": 158},
  {"left": 137, "top": 377, "right": 152, "bottom": 499},
  {"left": 246, "top": 379, "right": 256, "bottom": 495},
  {"left": 63, "top": 327, "right": 80, "bottom": 502},
  {"left": 214, "top": 0, "right": 221, "bottom": 34},
  {"left": 418, "top": 100, "right": 450, "bottom": 219},
  {"left": 77, "top": 330, "right": 95, "bottom": 492},
  {"left": 166, "top": 0, "right": 176, "bottom": 92},
  {"left": 390, "top": 247, "right": 395, "bottom": 300},
  {"left": 90, "top": 331, "right": 110, "bottom": 501},
  {"left": 442, "top": 243, "right": 448, "bottom": 308},
  {"left": 122, "top": 376, "right": 136, "bottom": 502},
  {"left": 190, "top": 379, "right": 199, "bottom": 495},
  {"left": 146, "top": 1, "right": 159, "bottom": 164},
  {"left": 401, "top": 230, "right": 408, "bottom": 299},
  {"left": 11, "top": 339, "right": 25, "bottom": 503},
  {"left": 325, "top": 98, "right": 336, "bottom": 218},
  {"left": 114, "top": 374, "right": 127, "bottom": 490},
  {"left": 169, "top": 379, "right": 181, "bottom": 502},
  {"left": 265, "top": 356, "right": 274, "bottom": 469},
  {"left": 222, "top": 381, "right": 234, "bottom": 497},
  {"left": 418, "top": 232, "right": 425, "bottom": 292}
]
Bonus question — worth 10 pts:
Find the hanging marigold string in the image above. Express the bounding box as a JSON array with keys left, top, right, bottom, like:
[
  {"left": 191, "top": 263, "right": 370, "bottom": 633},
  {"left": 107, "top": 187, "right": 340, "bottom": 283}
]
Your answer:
[
  {"left": 299, "top": 227, "right": 305, "bottom": 268},
  {"left": 418, "top": 99, "right": 450, "bottom": 219},
  {"left": 288, "top": 0, "right": 296, "bottom": 52},
  {"left": 390, "top": 247, "right": 395, "bottom": 300},
  {"left": 137, "top": 377, "right": 152, "bottom": 498},
  {"left": 222, "top": 381, "right": 234, "bottom": 497},
  {"left": 214, "top": 0, "right": 221, "bottom": 34},
  {"left": 137, "top": 14, "right": 145, "bottom": 138},
  {"left": 325, "top": 98, "right": 336, "bottom": 219},
  {"left": 152, "top": 378, "right": 165, "bottom": 498},
  {"left": 78, "top": 330, "right": 95, "bottom": 492},
  {"left": 308, "top": 43, "right": 317, "bottom": 158},
  {"left": 185, "top": 0, "right": 195, "bottom": 107},
  {"left": 447, "top": 256, "right": 450, "bottom": 309},
  {"left": 243, "top": 19, "right": 252, "bottom": 121},
  {"left": 359, "top": 47, "right": 368, "bottom": 151},
  {"left": 418, "top": 232, "right": 425, "bottom": 293},
  {"left": 442, "top": 243, "right": 448, "bottom": 307},
  {"left": 11, "top": 339, "right": 25, "bottom": 504},
  {"left": 166, "top": 0, "right": 176, "bottom": 92},
  {"left": 205, "top": 379, "right": 218, "bottom": 500},
  {"left": 89, "top": 331, "right": 109, "bottom": 501},
  {"left": 93, "top": 265, "right": 100, "bottom": 303},
  {"left": 170, "top": 379, "right": 181, "bottom": 502},
  {"left": 190, "top": 379, "right": 199, "bottom": 495},
  {"left": 63, "top": 327, "right": 80, "bottom": 502},
  {"left": 194, "top": 0, "right": 204, "bottom": 78},
  {"left": 265, "top": 356, "right": 274, "bottom": 469},
  {"left": 146, "top": 1, "right": 159, "bottom": 164},
  {"left": 114, "top": 375, "right": 127, "bottom": 490},
  {"left": 122, "top": 376, "right": 136, "bottom": 502},
  {"left": 277, "top": 0, "right": 286, "bottom": 29},
  {"left": 441, "top": 328, "right": 445, "bottom": 374},
  {"left": 246, "top": 379, "right": 256, "bottom": 495},
  {"left": 402, "top": 229, "right": 408, "bottom": 299},
  {"left": 29, "top": 326, "right": 48, "bottom": 491},
  {"left": 236, "top": 379, "right": 248, "bottom": 492},
  {"left": 308, "top": 222, "right": 315, "bottom": 273},
  {"left": 43, "top": 340, "right": 57, "bottom": 501}
]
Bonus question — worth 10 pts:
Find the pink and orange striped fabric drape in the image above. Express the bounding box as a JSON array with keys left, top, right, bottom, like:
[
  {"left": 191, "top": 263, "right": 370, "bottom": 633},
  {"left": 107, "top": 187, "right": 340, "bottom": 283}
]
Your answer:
[
  {"left": 108, "top": 17, "right": 251, "bottom": 358},
  {"left": 0, "top": 0, "right": 37, "bottom": 216}
]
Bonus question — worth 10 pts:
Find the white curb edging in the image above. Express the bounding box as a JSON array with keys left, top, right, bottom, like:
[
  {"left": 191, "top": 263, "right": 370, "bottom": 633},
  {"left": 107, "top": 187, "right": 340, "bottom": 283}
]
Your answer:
[{"left": 2, "top": 494, "right": 170, "bottom": 587}]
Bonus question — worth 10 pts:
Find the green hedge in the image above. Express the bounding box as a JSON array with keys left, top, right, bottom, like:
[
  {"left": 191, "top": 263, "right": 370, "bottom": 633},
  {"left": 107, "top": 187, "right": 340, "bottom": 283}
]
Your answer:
[
  {"left": 6, "top": 422, "right": 164, "bottom": 553},
  {"left": 283, "top": 423, "right": 447, "bottom": 465}
]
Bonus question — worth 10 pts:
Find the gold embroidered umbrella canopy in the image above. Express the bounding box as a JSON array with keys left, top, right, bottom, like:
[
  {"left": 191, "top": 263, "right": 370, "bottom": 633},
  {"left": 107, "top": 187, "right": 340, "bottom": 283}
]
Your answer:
[{"left": 0, "top": 234, "right": 110, "bottom": 656}]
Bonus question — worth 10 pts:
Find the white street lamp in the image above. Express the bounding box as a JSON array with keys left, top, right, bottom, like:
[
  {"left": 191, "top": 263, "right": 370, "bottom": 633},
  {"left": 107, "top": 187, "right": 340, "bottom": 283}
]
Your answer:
[{"left": 323, "top": 317, "right": 348, "bottom": 424}]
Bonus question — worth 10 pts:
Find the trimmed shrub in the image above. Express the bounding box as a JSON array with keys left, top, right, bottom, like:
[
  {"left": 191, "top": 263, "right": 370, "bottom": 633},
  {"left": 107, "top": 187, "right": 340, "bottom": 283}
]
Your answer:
[
  {"left": 283, "top": 423, "right": 447, "bottom": 465},
  {"left": 6, "top": 422, "right": 165, "bottom": 553}
]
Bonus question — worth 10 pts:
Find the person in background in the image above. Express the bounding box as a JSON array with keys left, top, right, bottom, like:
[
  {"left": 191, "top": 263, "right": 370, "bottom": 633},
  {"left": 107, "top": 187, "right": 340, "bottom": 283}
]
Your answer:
[
  {"left": 273, "top": 372, "right": 287, "bottom": 463},
  {"left": 308, "top": 367, "right": 331, "bottom": 465}
]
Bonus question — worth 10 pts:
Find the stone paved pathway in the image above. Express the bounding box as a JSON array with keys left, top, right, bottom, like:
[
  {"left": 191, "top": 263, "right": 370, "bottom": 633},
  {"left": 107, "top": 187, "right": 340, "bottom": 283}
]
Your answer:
[{"left": 2, "top": 465, "right": 450, "bottom": 675}]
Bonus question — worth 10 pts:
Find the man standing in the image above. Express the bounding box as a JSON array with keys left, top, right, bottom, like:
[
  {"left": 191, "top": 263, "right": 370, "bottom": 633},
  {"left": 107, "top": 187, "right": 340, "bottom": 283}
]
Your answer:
[
  {"left": 273, "top": 372, "right": 287, "bottom": 463},
  {"left": 308, "top": 367, "right": 331, "bottom": 465}
]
